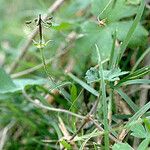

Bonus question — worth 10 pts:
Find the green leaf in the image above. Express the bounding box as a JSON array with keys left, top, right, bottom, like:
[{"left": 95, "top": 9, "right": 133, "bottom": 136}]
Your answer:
[
  {"left": 107, "top": 0, "right": 138, "bottom": 22},
  {"left": 75, "top": 21, "right": 112, "bottom": 63},
  {"left": 126, "top": 101, "right": 150, "bottom": 128},
  {"left": 96, "top": 44, "right": 109, "bottom": 149},
  {"left": 0, "top": 67, "right": 19, "bottom": 94},
  {"left": 126, "top": 0, "right": 141, "bottom": 5},
  {"left": 68, "top": 73, "right": 99, "bottom": 97},
  {"left": 137, "top": 138, "right": 150, "bottom": 150},
  {"left": 70, "top": 84, "right": 78, "bottom": 112},
  {"left": 117, "top": 79, "right": 150, "bottom": 87},
  {"left": 112, "top": 142, "right": 133, "bottom": 150},
  {"left": 143, "top": 118, "right": 150, "bottom": 133},
  {"left": 117, "top": 66, "right": 150, "bottom": 86},
  {"left": 104, "top": 68, "right": 129, "bottom": 81},
  {"left": 13, "top": 78, "right": 47, "bottom": 90},
  {"left": 85, "top": 67, "right": 128, "bottom": 83},
  {"left": 109, "top": 21, "right": 148, "bottom": 47},
  {"left": 51, "top": 22, "right": 73, "bottom": 31},
  {"left": 85, "top": 67, "right": 99, "bottom": 83},
  {"left": 131, "top": 47, "right": 150, "bottom": 73},
  {"left": 0, "top": 67, "right": 46, "bottom": 94},
  {"left": 130, "top": 124, "right": 147, "bottom": 138},
  {"left": 60, "top": 139, "right": 72, "bottom": 149},
  {"left": 116, "top": 0, "right": 146, "bottom": 64},
  {"left": 91, "top": 0, "right": 113, "bottom": 17},
  {"left": 70, "top": 84, "right": 77, "bottom": 101},
  {"left": 115, "top": 88, "right": 139, "bottom": 112}
]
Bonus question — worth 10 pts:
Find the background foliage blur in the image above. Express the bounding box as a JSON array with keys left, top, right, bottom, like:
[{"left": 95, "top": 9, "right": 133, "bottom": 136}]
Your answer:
[{"left": 0, "top": 0, "right": 150, "bottom": 149}]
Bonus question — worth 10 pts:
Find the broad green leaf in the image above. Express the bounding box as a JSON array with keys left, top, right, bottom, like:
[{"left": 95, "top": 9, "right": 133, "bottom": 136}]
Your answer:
[
  {"left": 109, "top": 21, "right": 148, "bottom": 47},
  {"left": 92, "top": 0, "right": 138, "bottom": 21},
  {"left": 13, "top": 78, "right": 47, "bottom": 90},
  {"left": 76, "top": 20, "right": 147, "bottom": 68},
  {"left": 112, "top": 142, "right": 133, "bottom": 150},
  {"left": 0, "top": 67, "right": 46, "bottom": 94},
  {"left": 91, "top": 0, "right": 113, "bottom": 18},
  {"left": 58, "top": 0, "right": 90, "bottom": 18},
  {"left": 51, "top": 22, "right": 73, "bottom": 31},
  {"left": 107, "top": 0, "right": 138, "bottom": 22},
  {"left": 0, "top": 67, "right": 19, "bottom": 94},
  {"left": 131, "top": 124, "right": 147, "bottom": 138},
  {"left": 116, "top": 0, "right": 146, "bottom": 64},
  {"left": 85, "top": 67, "right": 99, "bottom": 83},
  {"left": 77, "top": 21, "right": 113, "bottom": 62},
  {"left": 104, "top": 68, "right": 128, "bottom": 81},
  {"left": 85, "top": 67, "right": 128, "bottom": 83}
]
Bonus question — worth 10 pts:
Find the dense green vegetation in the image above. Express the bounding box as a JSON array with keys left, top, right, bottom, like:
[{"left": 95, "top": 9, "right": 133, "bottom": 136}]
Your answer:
[{"left": 0, "top": 0, "right": 150, "bottom": 149}]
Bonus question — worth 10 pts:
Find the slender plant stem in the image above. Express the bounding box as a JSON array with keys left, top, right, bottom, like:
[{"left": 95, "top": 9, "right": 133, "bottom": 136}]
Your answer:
[
  {"left": 11, "top": 48, "right": 69, "bottom": 78},
  {"left": 22, "top": 90, "right": 85, "bottom": 119},
  {"left": 9, "top": 0, "right": 65, "bottom": 74}
]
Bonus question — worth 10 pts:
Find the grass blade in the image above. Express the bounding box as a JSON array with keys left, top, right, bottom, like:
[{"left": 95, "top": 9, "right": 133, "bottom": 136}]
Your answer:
[
  {"left": 115, "top": 88, "right": 139, "bottom": 112},
  {"left": 118, "top": 66, "right": 150, "bottom": 84},
  {"left": 126, "top": 101, "right": 150, "bottom": 128},
  {"left": 116, "top": 79, "right": 150, "bottom": 87},
  {"left": 109, "top": 30, "right": 117, "bottom": 69},
  {"left": 131, "top": 47, "right": 150, "bottom": 73},
  {"left": 96, "top": 44, "right": 109, "bottom": 150},
  {"left": 116, "top": 0, "right": 145, "bottom": 65},
  {"left": 67, "top": 73, "right": 99, "bottom": 97}
]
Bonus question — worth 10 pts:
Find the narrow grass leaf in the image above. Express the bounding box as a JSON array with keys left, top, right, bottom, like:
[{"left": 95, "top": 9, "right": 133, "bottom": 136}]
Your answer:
[
  {"left": 117, "top": 0, "right": 145, "bottom": 64},
  {"left": 118, "top": 66, "right": 150, "bottom": 84},
  {"left": 116, "top": 79, "right": 150, "bottom": 87},
  {"left": 137, "top": 138, "right": 150, "bottom": 150},
  {"left": 115, "top": 88, "right": 139, "bottom": 112},
  {"left": 109, "top": 30, "right": 117, "bottom": 69},
  {"left": 131, "top": 47, "right": 150, "bottom": 73},
  {"left": 126, "top": 101, "right": 150, "bottom": 128},
  {"left": 68, "top": 73, "right": 99, "bottom": 97},
  {"left": 96, "top": 44, "right": 109, "bottom": 150}
]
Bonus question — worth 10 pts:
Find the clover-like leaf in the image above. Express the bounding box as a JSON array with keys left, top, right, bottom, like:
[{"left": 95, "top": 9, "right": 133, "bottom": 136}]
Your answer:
[
  {"left": 85, "top": 67, "right": 99, "bottom": 83},
  {"left": 85, "top": 67, "right": 128, "bottom": 83}
]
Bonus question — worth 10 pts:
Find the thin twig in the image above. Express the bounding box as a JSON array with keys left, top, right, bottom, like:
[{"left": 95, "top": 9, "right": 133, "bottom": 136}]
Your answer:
[
  {"left": 0, "top": 121, "right": 15, "bottom": 150},
  {"left": 69, "top": 99, "right": 99, "bottom": 142},
  {"left": 22, "top": 90, "right": 85, "bottom": 120},
  {"left": 8, "top": 0, "right": 65, "bottom": 74},
  {"left": 11, "top": 44, "right": 72, "bottom": 78},
  {"left": 88, "top": 116, "right": 119, "bottom": 143}
]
